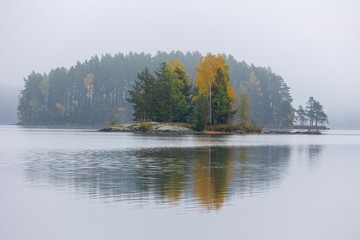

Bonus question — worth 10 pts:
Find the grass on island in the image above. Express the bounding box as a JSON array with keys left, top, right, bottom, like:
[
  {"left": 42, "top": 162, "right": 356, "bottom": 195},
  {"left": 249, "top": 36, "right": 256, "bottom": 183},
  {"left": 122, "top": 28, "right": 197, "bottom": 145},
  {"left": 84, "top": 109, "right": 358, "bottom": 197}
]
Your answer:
[
  {"left": 106, "top": 121, "right": 122, "bottom": 128},
  {"left": 204, "top": 123, "right": 262, "bottom": 134}
]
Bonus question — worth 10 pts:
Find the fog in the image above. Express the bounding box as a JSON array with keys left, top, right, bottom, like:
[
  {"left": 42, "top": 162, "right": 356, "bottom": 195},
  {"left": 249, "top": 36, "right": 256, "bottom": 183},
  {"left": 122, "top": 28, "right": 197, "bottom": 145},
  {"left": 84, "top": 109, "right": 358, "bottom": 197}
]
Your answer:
[
  {"left": 0, "top": 84, "right": 19, "bottom": 124},
  {"left": 1, "top": 0, "right": 359, "bottom": 128}
]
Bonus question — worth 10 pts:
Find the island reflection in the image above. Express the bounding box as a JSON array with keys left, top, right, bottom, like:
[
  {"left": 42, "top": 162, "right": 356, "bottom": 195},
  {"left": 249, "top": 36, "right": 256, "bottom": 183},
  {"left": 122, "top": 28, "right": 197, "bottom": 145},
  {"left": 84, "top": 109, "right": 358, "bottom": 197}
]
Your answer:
[{"left": 24, "top": 145, "right": 320, "bottom": 210}]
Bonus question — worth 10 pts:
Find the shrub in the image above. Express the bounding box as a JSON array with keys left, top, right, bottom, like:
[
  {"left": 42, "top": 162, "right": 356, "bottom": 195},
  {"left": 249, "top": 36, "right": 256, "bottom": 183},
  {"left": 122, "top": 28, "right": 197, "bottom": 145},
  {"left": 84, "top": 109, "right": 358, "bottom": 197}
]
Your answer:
[
  {"left": 107, "top": 121, "right": 117, "bottom": 128},
  {"left": 205, "top": 123, "right": 262, "bottom": 133},
  {"left": 138, "top": 122, "right": 152, "bottom": 131}
]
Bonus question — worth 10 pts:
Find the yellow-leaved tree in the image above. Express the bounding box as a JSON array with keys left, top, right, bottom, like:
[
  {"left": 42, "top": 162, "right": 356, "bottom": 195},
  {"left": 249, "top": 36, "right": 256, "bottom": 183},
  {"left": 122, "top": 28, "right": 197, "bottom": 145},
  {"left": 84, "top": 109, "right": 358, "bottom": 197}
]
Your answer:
[
  {"left": 194, "top": 54, "right": 236, "bottom": 128},
  {"left": 195, "top": 54, "right": 229, "bottom": 95}
]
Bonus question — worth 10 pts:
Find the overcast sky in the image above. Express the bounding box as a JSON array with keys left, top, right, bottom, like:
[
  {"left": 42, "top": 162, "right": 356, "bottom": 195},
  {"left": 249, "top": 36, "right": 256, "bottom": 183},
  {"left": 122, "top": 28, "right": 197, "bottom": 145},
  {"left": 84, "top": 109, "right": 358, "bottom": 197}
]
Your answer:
[{"left": 1, "top": 0, "right": 359, "bottom": 128}]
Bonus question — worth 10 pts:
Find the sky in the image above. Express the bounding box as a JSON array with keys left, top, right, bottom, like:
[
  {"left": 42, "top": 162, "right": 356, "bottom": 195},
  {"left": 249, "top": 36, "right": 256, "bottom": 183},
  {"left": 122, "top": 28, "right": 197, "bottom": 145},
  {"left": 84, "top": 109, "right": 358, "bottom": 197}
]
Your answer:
[{"left": 1, "top": 0, "right": 359, "bottom": 128}]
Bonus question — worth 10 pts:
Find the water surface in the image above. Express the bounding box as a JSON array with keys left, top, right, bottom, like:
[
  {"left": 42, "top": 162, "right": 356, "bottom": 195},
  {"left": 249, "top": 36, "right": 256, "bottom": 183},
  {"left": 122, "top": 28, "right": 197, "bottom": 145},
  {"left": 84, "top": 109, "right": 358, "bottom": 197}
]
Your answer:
[{"left": 1, "top": 126, "right": 360, "bottom": 240}]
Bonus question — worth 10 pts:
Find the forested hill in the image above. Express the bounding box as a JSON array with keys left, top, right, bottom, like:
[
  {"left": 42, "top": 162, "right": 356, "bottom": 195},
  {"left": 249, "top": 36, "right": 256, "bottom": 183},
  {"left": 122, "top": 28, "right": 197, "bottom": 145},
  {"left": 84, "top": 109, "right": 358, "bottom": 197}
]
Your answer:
[{"left": 18, "top": 51, "right": 293, "bottom": 126}]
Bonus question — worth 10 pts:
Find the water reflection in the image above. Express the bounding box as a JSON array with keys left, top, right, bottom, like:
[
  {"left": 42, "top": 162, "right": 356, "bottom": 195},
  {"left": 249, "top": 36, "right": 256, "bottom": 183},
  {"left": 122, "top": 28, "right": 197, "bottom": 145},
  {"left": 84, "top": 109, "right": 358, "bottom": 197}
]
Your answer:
[
  {"left": 25, "top": 145, "right": 301, "bottom": 210},
  {"left": 231, "top": 146, "right": 291, "bottom": 196},
  {"left": 192, "top": 147, "right": 233, "bottom": 210},
  {"left": 308, "top": 145, "right": 323, "bottom": 161},
  {"left": 296, "top": 145, "right": 323, "bottom": 167}
]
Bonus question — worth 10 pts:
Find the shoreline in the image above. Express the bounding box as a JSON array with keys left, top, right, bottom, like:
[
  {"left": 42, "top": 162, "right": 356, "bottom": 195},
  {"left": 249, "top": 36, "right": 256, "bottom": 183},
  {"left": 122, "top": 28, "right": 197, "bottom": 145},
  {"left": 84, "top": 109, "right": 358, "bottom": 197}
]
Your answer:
[
  {"left": 12, "top": 122, "right": 324, "bottom": 135},
  {"left": 99, "top": 122, "right": 323, "bottom": 135}
]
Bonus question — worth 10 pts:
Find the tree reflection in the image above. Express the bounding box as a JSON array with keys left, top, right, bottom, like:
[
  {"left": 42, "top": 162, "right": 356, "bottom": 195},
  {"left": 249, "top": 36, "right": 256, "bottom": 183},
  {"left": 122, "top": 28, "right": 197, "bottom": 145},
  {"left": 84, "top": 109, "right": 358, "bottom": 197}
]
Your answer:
[
  {"left": 295, "top": 144, "right": 323, "bottom": 166},
  {"left": 24, "top": 145, "right": 306, "bottom": 211},
  {"left": 193, "top": 147, "right": 233, "bottom": 210},
  {"left": 131, "top": 148, "right": 189, "bottom": 203},
  {"left": 232, "top": 146, "right": 292, "bottom": 195},
  {"left": 308, "top": 145, "right": 323, "bottom": 167}
]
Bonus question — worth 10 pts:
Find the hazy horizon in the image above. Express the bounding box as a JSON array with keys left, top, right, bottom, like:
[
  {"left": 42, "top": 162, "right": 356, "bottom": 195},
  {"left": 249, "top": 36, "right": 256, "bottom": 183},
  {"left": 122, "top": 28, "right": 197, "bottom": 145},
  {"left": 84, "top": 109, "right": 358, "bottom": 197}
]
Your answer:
[{"left": 1, "top": 0, "right": 359, "bottom": 128}]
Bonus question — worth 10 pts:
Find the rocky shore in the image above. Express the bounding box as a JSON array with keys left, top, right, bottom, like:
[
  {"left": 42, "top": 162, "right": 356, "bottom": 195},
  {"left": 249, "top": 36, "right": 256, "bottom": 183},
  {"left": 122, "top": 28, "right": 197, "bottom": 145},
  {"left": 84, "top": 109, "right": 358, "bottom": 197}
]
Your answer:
[
  {"left": 100, "top": 122, "right": 323, "bottom": 135},
  {"left": 99, "top": 122, "right": 197, "bottom": 134},
  {"left": 263, "top": 129, "right": 322, "bottom": 135}
]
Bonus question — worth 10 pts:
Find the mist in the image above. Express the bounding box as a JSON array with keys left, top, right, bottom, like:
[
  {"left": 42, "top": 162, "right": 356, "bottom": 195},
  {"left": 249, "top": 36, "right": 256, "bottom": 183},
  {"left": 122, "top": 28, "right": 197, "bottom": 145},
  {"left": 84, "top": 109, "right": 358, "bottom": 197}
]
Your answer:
[
  {"left": 0, "top": 84, "right": 19, "bottom": 124},
  {"left": 1, "top": 0, "right": 359, "bottom": 128}
]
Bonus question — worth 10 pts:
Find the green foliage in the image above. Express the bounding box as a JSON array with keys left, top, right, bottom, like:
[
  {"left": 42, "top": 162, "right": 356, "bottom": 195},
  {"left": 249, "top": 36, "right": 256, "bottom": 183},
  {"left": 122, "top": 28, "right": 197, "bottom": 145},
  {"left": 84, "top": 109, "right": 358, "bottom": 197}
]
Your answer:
[
  {"left": 210, "top": 68, "right": 235, "bottom": 125},
  {"left": 18, "top": 51, "right": 294, "bottom": 127},
  {"left": 295, "top": 105, "right": 307, "bottom": 125},
  {"left": 128, "top": 68, "right": 155, "bottom": 121},
  {"left": 238, "top": 91, "right": 250, "bottom": 125},
  {"left": 168, "top": 67, "right": 193, "bottom": 122},
  {"left": 234, "top": 66, "right": 294, "bottom": 126},
  {"left": 294, "top": 97, "right": 328, "bottom": 128},
  {"left": 18, "top": 52, "right": 202, "bottom": 125},
  {"left": 18, "top": 71, "right": 44, "bottom": 124},
  {"left": 304, "top": 97, "right": 328, "bottom": 127},
  {"left": 128, "top": 62, "right": 192, "bottom": 122},
  {"left": 192, "top": 95, "right": 208, "bottom": 131},
  {"left": 278, "top": 100, "right": 295, "bottom": 126}
]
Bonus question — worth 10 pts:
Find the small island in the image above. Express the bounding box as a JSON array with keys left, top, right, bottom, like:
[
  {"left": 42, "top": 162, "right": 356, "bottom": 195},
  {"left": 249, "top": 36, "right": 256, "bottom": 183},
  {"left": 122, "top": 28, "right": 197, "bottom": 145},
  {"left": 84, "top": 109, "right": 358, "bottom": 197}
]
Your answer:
[
  {"left": 17, "top": 51, "right": 328, "bottom": 133},
  {"left": 100, "top": 54, "right": 327, "bottom": 135}
]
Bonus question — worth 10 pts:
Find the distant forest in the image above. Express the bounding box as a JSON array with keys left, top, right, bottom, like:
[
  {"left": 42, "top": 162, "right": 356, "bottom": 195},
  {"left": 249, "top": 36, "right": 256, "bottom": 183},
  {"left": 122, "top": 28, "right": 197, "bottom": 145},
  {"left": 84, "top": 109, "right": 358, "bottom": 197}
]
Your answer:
[{"left": 18, "top": 51, "right": 294, "bottom": 126}]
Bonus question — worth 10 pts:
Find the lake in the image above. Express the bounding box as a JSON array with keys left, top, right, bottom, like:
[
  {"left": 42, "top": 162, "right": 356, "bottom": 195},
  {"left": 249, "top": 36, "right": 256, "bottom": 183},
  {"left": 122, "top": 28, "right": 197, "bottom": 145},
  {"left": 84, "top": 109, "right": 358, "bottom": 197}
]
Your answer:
[{"left": 1, "top": 126, "right": 360, "bottom": 240}]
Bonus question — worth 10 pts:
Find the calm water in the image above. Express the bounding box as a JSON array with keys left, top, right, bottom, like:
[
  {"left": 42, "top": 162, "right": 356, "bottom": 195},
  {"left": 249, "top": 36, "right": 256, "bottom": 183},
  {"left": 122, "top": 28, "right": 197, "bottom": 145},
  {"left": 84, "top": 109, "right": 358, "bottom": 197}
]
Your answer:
[{"left": 1, "top": 126, "right": 360, "bottom": 240}]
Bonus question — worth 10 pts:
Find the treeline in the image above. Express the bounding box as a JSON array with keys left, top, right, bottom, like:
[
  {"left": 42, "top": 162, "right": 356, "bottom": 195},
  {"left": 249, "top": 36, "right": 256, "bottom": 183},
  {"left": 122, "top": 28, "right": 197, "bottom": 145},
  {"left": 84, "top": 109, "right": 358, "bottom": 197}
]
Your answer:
[{"left": 18, "top": 51, "right": 294, "bottom": 126}]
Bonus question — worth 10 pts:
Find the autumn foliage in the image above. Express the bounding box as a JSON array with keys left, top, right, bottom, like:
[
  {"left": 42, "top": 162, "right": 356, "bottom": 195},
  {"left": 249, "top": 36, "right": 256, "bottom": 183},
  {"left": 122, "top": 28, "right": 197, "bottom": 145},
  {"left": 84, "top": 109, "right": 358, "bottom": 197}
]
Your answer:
[{"left": 193, "top": 54, "right": 236, "bottom": 128}]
